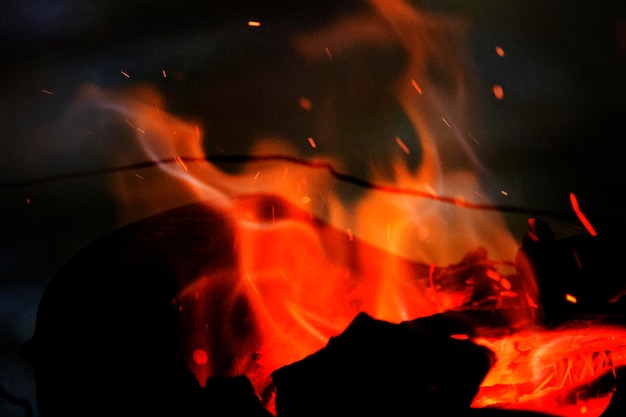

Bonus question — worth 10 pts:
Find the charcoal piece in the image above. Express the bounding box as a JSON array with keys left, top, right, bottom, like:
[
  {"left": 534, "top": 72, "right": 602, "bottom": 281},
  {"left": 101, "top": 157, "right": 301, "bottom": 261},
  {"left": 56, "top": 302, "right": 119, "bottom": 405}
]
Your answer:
[
  {"left": 27, "top": 202, "right": 238, "bottom": 417},
  {"left": 270, "top": 312, "right": 495, "bottom": 417},
  {"left": 516, "top": 218, "right": 626, "bottom": 327},
  {"left": 201, "top": 375, "right": 273, "bottom": 417}
]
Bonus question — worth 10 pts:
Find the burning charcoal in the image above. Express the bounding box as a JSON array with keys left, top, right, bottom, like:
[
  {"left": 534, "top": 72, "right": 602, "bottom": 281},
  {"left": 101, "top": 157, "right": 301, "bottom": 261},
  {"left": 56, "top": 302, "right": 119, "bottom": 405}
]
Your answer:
[
  {"left": 516, "top": 218, "right": 626, "bottom": 327},
  {"left": 270, "top": 312, "right": 496, "bottom": 417}
]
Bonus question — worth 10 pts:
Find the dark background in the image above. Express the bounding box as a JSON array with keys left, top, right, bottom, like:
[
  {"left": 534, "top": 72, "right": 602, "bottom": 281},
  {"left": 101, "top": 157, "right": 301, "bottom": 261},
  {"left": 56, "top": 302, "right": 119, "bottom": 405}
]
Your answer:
[{"left": 1, "top": 1, "right": 625, "bottom": 416}]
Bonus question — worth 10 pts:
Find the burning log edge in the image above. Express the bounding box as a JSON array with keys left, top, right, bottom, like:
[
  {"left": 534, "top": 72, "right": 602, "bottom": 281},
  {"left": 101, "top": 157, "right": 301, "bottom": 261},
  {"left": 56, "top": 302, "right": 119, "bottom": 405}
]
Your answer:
[{"left": 20, "top": 198, "right": 626, "bottom": 417}]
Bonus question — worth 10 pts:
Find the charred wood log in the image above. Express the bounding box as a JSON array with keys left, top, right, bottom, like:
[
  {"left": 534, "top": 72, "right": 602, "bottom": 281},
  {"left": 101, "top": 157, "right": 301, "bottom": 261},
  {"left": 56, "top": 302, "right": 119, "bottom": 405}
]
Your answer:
[
  {"left": 270, "top": 312, "right": 496, "bottom": 417},
  {"left": 516, "top": 218, "right": 626, "bottom": 327}
]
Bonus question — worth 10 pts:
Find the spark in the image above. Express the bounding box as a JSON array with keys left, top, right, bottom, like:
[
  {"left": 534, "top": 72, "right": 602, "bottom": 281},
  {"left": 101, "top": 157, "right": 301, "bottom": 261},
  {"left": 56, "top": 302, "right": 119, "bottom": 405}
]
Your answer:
[
  {"left": 451, "top": 334, "right": 469, "bottom": 340},
  {"left": 346, "top": 228, "right": 353, "bottom": 241},
  {"left": 175, "top": 156, "right": 189, "bottom": 172},
  {"left": 192, "top": 349, "right": 209, "bottom": 365},
  {"left": 135, "top": 174, "right": 144, "bottom": 180},
  {"left": 162, "top": 69, "right": 167, "bottom": 78},
  {"left": 247, "top": 21, "right": 261, "bottom": 27},
  {"left": 299, "top": 97, "right": 313, "bottom": 111},
  {"left": 495, "top": 46, "right": 505, "bottom": 57},
  {"left": 254, "top": 170, "right": 261, "bottom": 180},
  {"left": 467, "top": 133, "right": 480, "bottom": 145},
  {"left": 136, "top": 128, "right": 145, "bottom": 134},
  {"left": 40, "top": 89, "right": 53, "bottom": 95},
  {"left": 395, "top": 137, "right": 410, "bottom": 154},
  {"left": 441, "top": 117, "right": 451, "bottom": 128},
  {"left": 307, "top": 137, "right": 317, "bottom": 148},
  {"left": 493, "top": 84, "right": 504, "bottom": 100},
  {"left": 569, "top": 192, "right": 597, "bottom": 236},
  {"left": 565, "top": 293, "right": 578, "bottom": 304},
  {"left": 500, "top": 189, "right": 508, "bottom": 196},
  {"left": 411, "top": 79, "right": 423, "bottom": 94},
  {"left": 26, "top": 197, "right": 31, "bottom": 204},
  {"left": 121, "top": 71, "right": 130, "bottom": 78},
  {"left": 325, "top": 47, "right": 333, "bottom": 60}
]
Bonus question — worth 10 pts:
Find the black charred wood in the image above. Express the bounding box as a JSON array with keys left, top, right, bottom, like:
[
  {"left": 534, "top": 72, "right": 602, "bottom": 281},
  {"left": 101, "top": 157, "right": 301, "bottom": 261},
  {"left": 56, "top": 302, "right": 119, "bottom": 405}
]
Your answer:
[
  {"left": 28, "top": 202, "right": 240, "bottom": 417},
  {"left": 201, "top": 375, "right": 273, "bottom": 417},
  {"left": 516, "top": 218, "right": 626, "bottom": 327},
  {"left": 600, "top": 366, "right": 626, "bottom": 417},
  {"left": 270, "top": 312, "right": 496, "bottom": 417}
]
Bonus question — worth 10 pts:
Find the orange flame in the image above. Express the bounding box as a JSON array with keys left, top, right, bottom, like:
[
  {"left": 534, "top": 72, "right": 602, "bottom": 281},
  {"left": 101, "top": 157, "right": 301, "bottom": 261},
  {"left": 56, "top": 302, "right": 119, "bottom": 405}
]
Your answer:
[{"left": 38, "top": 2, "right": 626, "bottom": 416}]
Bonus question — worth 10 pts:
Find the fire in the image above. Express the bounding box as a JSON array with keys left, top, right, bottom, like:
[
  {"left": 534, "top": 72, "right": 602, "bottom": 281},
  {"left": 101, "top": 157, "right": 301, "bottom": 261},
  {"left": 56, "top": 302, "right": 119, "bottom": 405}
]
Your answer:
[{"left": 27, "top": 1, "right": 626, "bottom": 416}]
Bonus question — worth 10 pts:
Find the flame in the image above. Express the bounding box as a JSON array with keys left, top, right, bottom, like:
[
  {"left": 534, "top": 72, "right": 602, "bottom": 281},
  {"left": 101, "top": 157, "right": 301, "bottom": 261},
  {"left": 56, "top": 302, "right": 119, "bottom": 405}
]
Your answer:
[{"left": 34, "top": 1, "right": 626, "bottom": 416}]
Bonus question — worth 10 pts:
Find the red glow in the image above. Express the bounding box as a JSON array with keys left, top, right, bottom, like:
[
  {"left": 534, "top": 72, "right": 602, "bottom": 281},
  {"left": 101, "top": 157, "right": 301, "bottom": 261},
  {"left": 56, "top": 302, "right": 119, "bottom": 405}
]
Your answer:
[
  {"left": 569, "top": 193, "right": 598, "bottom": 236},
  {"left": 192, "top": 349, "right": 209, "bottom": 365}
]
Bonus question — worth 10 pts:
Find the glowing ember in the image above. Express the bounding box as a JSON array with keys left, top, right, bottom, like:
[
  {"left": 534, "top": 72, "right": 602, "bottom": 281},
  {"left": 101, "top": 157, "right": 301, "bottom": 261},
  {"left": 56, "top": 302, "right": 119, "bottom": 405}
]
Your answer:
[
  {"left": 474, "top": 324, "right": 626, "bottom": 416},
  {"left": 193, "top": 349, "right": 209, "bottom": 366},
  {"left": 569, "top": 193, "right": 598, "bottom": 236},
  {"left": 493, "top": 84, "right": 505, "bottom": 100}
]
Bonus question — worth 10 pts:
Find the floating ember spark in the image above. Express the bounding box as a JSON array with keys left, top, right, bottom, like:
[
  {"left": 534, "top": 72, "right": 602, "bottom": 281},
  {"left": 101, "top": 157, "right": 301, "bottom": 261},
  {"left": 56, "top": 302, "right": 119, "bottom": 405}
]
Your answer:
[
  {"left": 395, "top": 137, "right": 410, "bottom": 154},
  {"left": 40, "top": 89, "right": 53, "bottom": 95},
  {"left": 307, "top": 137, "right": 316, "bottom": 148},
  {"left": 493, "top": 84, "right": 504, "bottom": 100},
  {"left": 495, "top": 46, "right": 505, "bottom": 57},
  {"left": 468, "top": 133, "right": 481, "bottom": 145},
  {"left": 569, "top": 193, "right": 597, "bottom": 236},
  {"left": 411, "top": 79, "right": 423, "bottom": 94},
  {"left": 193, "top": 349, "right": 209, "bottom": 365},
  {"left": 248, "top": 21, "right": 261, "bottom": 27},
  {"left": 298, "top": 97, "right": 313, "bottom": 111},
  {"left": 121, "top": 70, "right": 130, "bottom": 78},
  {"left": 175, "top": 156, "right": 189, "bottom": 172}
]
